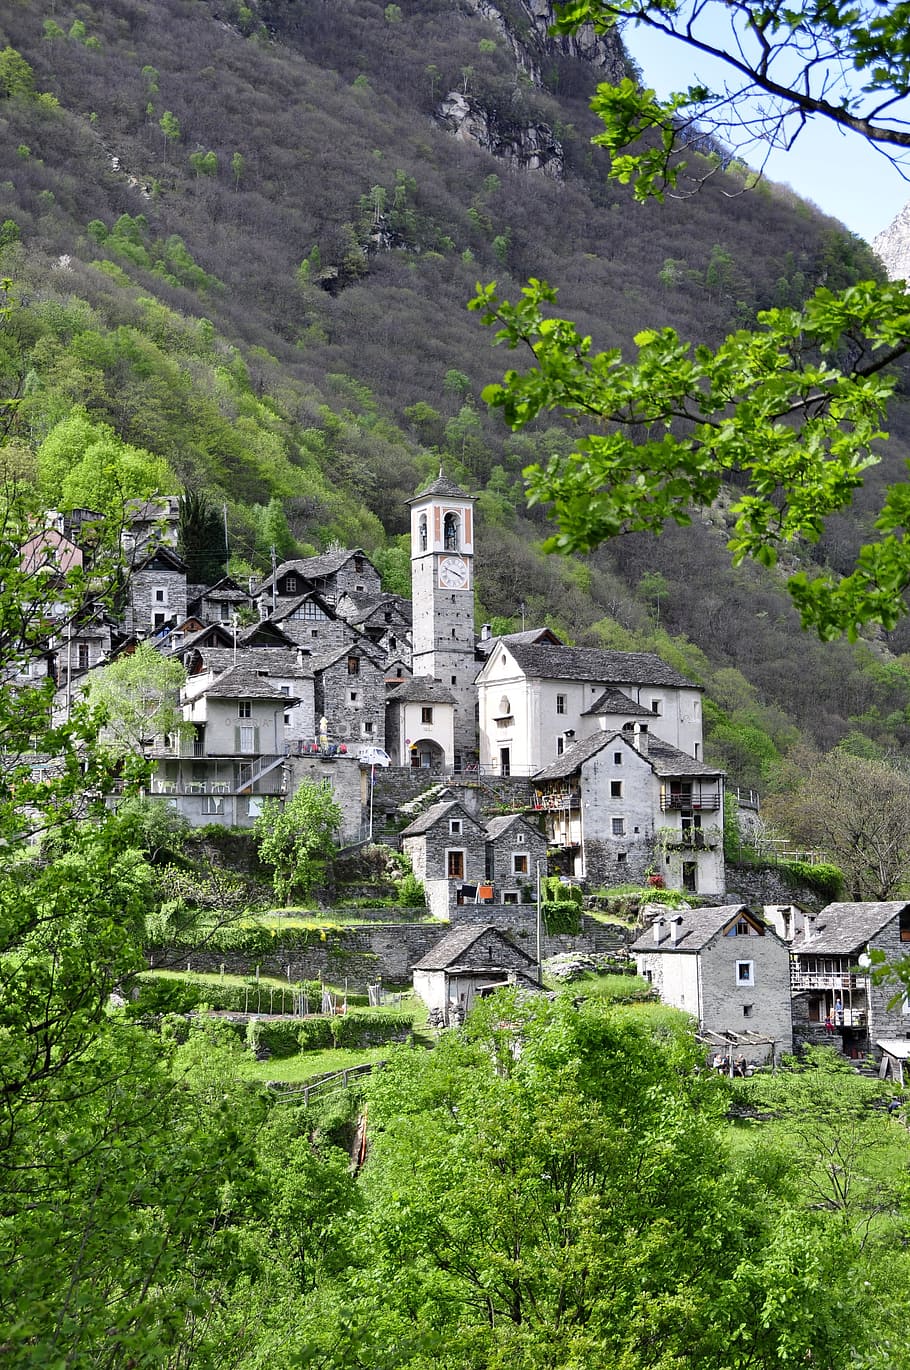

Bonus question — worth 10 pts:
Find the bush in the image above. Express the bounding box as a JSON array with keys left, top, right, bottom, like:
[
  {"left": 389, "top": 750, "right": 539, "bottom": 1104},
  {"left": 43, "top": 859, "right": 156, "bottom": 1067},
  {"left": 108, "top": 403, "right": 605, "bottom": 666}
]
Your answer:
[
  {"left": 779, "top": 860, "right": 844, "bottom": 900},
  {"left": 128, "top": 972, "right": 323, "bottom": 1017},
  {"left": 397, "top": 872, "right": 426, "bottom": 908},
  {"left": 542, "top": 900, "right": 582, "bottom": 935},
  {"left": 330, "top": 1011, "right": 413, "bottom": 1048}
]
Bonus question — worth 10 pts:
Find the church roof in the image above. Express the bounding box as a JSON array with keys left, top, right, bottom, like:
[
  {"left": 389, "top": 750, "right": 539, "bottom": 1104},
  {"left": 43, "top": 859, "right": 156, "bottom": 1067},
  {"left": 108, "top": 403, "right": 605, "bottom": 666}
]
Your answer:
[
  {"left": 386, "top": 675, "right": 456, "bottom": 704},
  {"left": 491, "top": 641, "right": 699, "bottom": 689},
  {"left": 582, "top": 688, "right": 654, "bottom": 717},
  {"left": 408, "top": 471, "right": 473, "bottom": 503}
]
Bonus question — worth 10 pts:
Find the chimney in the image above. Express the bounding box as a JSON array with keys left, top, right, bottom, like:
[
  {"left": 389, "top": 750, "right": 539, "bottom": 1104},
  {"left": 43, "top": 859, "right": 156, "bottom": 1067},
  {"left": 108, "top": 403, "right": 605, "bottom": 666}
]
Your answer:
[
  {"left": 803, "top": 913, "right": 816, "bottom": 945},
  {"left": 669, "top": 915, "right": 684, "bottom": 946},
  {"left": 633, "top": 722, "right": 649, "bottom": 755},
  {"left": 295, "top": 648, "right": 305, "bottom": 671},
  {"left": 653, "top": 916, "right": 666, "bottom": 945},
  {"left": 481, "top": 623, "right": 492, "bottom": 641}
]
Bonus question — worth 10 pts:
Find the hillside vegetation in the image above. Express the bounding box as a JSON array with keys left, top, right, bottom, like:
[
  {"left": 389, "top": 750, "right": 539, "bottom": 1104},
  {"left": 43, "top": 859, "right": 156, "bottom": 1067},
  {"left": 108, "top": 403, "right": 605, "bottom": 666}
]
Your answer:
[{"left": 1, "top": 0, "right": 910, "bottom": 785}]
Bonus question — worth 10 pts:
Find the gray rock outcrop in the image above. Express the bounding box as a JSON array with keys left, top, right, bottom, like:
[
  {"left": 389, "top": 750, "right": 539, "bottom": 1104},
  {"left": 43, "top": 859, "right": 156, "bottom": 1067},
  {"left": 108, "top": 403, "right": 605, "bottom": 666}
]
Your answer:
[{"left": 872, "top": 200, "right": 910, "bottom": 281}]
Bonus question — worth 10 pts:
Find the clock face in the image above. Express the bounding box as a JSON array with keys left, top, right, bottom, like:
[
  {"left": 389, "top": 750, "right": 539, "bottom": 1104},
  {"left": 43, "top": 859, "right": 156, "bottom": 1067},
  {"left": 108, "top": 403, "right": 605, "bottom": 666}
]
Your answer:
[{"left": 438, "top": 555, "right": 469, "bottom": 589}]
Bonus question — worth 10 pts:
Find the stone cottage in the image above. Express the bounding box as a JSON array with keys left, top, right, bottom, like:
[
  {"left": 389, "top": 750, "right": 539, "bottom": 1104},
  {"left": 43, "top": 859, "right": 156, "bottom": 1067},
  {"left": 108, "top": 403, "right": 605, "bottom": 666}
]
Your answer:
[
  {"left": 412, "top": 923, "right": 541, "bottom": 1025},
  {"left": 632, "top": 904, "right": 793, "bottom": 1062}
]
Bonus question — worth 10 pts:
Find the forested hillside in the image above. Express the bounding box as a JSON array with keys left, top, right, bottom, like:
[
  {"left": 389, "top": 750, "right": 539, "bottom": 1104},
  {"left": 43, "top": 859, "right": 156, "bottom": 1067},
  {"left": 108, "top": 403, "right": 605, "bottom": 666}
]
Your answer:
[{"left": 2, "top": 0, "right": 910, "bottom": 784}]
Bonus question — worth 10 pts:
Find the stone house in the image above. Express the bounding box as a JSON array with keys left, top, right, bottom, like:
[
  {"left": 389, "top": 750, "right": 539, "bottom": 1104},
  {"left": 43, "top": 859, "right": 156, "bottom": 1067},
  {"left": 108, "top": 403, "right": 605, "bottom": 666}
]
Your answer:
[
  {"left": 385, "top": 675, "right": 456, "bottom": 769},
  {"left": 336, "top": 590, "right": 412, "bottom": 668},
  {"left": 532, "top": 729, "right": 725, "bottom": 896},
  {"left": 401, "top": 799, "right": 489, "bottom": 919},
  {"left": 182, "top": 645, "right": 315, "bottom": 749},
  {"left": 312, "top": 641, "right": 386, "bottom": 751},
  {"left": 790, "top": 901, "right": 910, "bottom": 1058},
  {"left": 261, "top": 591, "right": 348, "bottom": 652},
  {"left": 121, "top": 495, "right": 181, "bottom": 556},
  {"left": 254, "top": 548, "right": 381, "bottom": 615},
  {"left": 412, "top": 923, "right": 541, "bottom": 1025},
  {"left": 475, "top": 638, "right": 705, "bottom": 778},
  {"left": 124, "top": 545, "right": 188, "bottom": 636},
  {"left": 632, "top": 904, "right": 793, "bottom": 1062},
  {"left": 186, "top": 576, "right": 252, "bottom": 627},
  {"left": 149, "top": 661, "right": 296, "bottom": 827},
  {"left": 483, "top": 813, "right": 548, "bottom": 904}
]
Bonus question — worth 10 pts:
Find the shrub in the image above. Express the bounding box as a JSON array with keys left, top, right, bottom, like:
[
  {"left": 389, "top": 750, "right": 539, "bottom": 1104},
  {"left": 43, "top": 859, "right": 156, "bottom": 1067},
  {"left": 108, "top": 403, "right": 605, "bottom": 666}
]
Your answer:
[
  {"left": 780, "top": 860, "right": 844, "bottom": 901},
  {"left": 542, "top": 899, "right": 582, "bottom": 935}
]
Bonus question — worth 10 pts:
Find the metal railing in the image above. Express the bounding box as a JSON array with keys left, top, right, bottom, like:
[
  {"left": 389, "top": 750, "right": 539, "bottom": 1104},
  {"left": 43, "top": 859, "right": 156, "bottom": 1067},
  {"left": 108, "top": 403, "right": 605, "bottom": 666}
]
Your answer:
[
  {"left": 660, "top": 787, "right": 722, "bottom": 812},
  {"left": 269, "top": 1060, "right": 382, "bottom": 1105}
]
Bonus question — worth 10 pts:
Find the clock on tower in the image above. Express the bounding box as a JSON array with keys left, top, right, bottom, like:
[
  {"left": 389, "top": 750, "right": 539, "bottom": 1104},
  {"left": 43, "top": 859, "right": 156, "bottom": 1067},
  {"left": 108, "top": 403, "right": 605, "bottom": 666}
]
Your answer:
[{"left": 407, "top": 471, "right": 477, "bottom": 764}]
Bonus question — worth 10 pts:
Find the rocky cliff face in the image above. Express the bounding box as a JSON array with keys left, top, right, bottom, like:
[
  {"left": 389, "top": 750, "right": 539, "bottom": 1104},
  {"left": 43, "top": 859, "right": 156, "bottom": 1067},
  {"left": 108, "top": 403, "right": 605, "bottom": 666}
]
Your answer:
[
  {"left": 872, "top": 201, "right": 910, "bottom": 281},
  {"left": 436, "top": 0, "right": 627, "bottom": 176}
]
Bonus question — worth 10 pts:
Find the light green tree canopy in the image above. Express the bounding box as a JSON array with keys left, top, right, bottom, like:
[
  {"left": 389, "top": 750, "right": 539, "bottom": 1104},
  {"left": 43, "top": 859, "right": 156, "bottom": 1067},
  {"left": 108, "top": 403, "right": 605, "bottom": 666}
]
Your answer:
[
  {"left": 87, "top": 641, "right": 187, "bottom": 756},
  {"left": 37, "top": 406, "right": 178, "bottom": 516},
  {"left": 254, "top": 778, "right": 342, "bottom": 903}
]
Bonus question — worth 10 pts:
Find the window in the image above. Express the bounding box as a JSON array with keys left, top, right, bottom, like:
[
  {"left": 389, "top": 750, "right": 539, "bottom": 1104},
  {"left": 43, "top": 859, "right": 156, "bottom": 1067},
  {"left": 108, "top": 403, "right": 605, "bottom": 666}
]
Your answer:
[
  {"left": 153, "top": 612, "right": 166, "bottom": 629},
  {"left": 512, "top": 853, "right": 529, "bottom": 875},
  {"left": 421, "top": 706, "right": 434, "bottom": 725},
  {"left": 694, "top": 743, "right": 701, "bottom": 760},
  {"left": 347, "top": 656, "right": 360, "bottom": 675},
  {"left": 77, "top": 643, "right": 89, "bottom": 670},
  {"left": 280, "top": 685, "right": 290, "bottom": 696},
  {"left": 353, "top": 555, "right": 364, "bottom": 573},
  {"left": 350, "top": 691, "right": 359, "bottom": 704},
  {"left": 286, "top": 574, "right": 298, "bottom": 592},
  {"left": 742, "top": 1004, "right": 754, "bottom": 1019},
  {"left": 651, "top": 698, "right": 662, "bottom": 714},
  {"left": 238, "top": 700, "right": 252, "bottom": 718},
  {"left": 735, "top": 961, "right": 755, "bottom": 987},
  {"left": 610, "top": 780, "right": 623, "bottom": 798},
  {"left": 556, "top": 738, "right": 564, "bottom": 756},
  {"left": 447, "top": 850, "right": 465, "bottom": 879},
  {"left": 556, "top": 693, "right": 567, "bottom": 714},
  {"left": 614, "top": 751, "right": 623, "bottom": 765},
  {"left": 202, "top": 796, "right": 225, "bottom": 815},
  {"left": 612, "top": 817, "right": 626, "bottom": 836},
  {"left": 450, "top": 819, "right": 462, "bottom": 836},
  {"left": 362, "top": 720, "right": 374, "bottom": 735},
  {"left": 154, "top": 587, "right": 167, "bottom": 604},
  {"left": 901, "top": 909, "right": 910, "bottom": 942},
  {"left": 444, "top": 512, "right": 459, "bottom": 550},
  {"left": 617, "top": 852, "right": 627, "bottom": 865},
  {"left": 503, "top": 891, "right": 519, "bottom": 905},
  {"left": 418, "top": 515, "right": 428, "bottom": 552},
  {"left": 239, "top": 726, "right": 255, "bottom": 754}
]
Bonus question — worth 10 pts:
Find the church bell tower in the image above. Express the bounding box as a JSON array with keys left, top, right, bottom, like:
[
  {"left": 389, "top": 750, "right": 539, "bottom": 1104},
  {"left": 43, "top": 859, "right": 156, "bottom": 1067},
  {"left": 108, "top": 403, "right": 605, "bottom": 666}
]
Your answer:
[{"left": 408, "top": 472, "right": 477, "bottom": 767}]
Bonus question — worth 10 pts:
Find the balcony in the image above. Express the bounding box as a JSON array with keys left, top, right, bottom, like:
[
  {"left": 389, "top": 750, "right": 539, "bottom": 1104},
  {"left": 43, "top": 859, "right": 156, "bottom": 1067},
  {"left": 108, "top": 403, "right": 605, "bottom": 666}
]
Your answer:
[
  {"left": 660, "top": 785, "right": 721, "bottom": 812},
  {"left": 790, "top": 968, "right": 869, "bottom": 992},
  {"left": 531, "top": 789, "right": 580, "bottom": 811}
]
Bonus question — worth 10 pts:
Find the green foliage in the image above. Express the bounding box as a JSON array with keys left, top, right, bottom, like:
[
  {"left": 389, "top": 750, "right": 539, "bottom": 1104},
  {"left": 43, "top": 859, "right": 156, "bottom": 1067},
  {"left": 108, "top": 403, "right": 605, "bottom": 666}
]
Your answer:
[
  {"left": 396, "top": 871, "right": 426, "bottom": 908},
  {"left": 178, "top": 488, "right": 227, "bottom": 583},
  {"left": 541, "top": 897, "right": 582, "bottom": 934},
  {"left": 86, "top": 642, "right": 188, "bottom": 757},
  {"left": 0, "top": 46, "right": 35, "bottom": 99},
  {"left": 37, "top": 406, "right": 177, "bottom": 513},
  {"left": 254, "top": 780, "right": 343, "bottom": 904},
  {"left": 779, "top": 859, "right": 844, "bottom": 900},
  {"left": 472, "top": 275, "right": 910, "bottom": 639}
]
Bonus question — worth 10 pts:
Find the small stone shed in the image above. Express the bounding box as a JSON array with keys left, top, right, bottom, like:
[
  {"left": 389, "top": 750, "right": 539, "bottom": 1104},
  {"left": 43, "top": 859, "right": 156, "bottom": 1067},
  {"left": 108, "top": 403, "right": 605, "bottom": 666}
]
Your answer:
[{"left": 412, "top": 923, "right": 541, "bottom": 1026}]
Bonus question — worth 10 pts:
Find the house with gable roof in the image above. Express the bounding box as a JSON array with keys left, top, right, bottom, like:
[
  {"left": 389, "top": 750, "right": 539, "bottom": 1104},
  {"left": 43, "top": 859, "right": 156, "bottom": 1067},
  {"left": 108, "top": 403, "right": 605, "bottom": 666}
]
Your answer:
[
  {"left": 632, "top": 904, "right": 792, "bottom": 1061},
  {"left": 484, "top": 813, "right": 548, "bottom": 904},
  {"left": 149, "top": 660, "right": 298, "bottom": 826},
  {"left": 336, "top": 589, "right": 412, "bottom": 668},
  {"left": 312, "top": 640, "right": 386, "bottom": 752},
  {"left": 400, "top": 799, "right": 489, "bottom": 919},
  {"left": 412, "top": 923, "right": 541, "bottom": 1025},
  {"left": 254, "top": 548, "right": 381, "bottom": 616},
  {"left": 186, "top": 576, "right": 252, "bottom": 628},
  {"left": 533, "top": 728, "right": 724, "bottom": 895},
  {"left": 475, "top": 639, "right": 705, "bottom": 777},
  {"left": 385, "top": 675, "right": 457, "bottom": 769},
  {"left": 789, "top": 901, "right": 910, "bottom": 1057}
]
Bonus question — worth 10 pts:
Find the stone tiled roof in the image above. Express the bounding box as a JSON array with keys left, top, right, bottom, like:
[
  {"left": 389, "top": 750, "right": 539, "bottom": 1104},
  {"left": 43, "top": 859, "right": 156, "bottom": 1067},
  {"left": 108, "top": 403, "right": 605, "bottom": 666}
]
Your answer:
[
  {"left": 408, "top": 471, "right": 472, "bottom": 503},
  {"left": 238, "top": 621, "right": 297, "bottom": 648},
  {"left": 187, "top": 647, "right": 313, "bottom": 679},
  {"left": 484, "top": 813, "right": 542, "bottom": 842},
  {"left": 202, "top": 664, "right": 299, "bottom": 703},
  {"left": 386, "top": 675, "right": 456, "bottom": 704},
  {"left": 793, "top": 901, "right": 910, "bottom": 956},
  {"left": 646, "top": 736, "right": 724, "bottom": 778},
  {"left": 338, "top": 591, "right": 412, "bottom": 625},
  {"left": 475, "top": 627, "right": 563, "bottom": 656},
  {"left": 412, "top": 923, "right": 537, "bottom": 971},
  {"left": 399, "top": 799, "right": 482, "bottom": 837},
  {"left": 631, "top": 905, "right": 755, "bottom": 953},
  {"left": 583, "top": 688, "right": 654, "bottom": 718},
  {"left": 309, "top": 639, "right": 384, "bottom": 674},
  {"left": 497, "top": 642, "right": 699, "bottom": 689},
  {"left": 534, "top": 731, "right": 722, "bottom": 783}
]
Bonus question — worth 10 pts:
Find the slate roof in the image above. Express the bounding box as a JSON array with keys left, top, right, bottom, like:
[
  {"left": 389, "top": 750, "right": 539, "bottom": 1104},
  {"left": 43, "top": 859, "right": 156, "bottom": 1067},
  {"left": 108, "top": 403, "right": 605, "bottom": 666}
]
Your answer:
[
  {"left": 647, "top": 736, "right": 724, "bottom": 778},
  {"left": 386, "top": 675, "right": 456, "bottom": 704},
  {"left": 493, "top": 641, "right": 699, "bottom": 689},
  {"left": 631, "top": 905, "right": 755, "bottom": 954},
  {"left": 412, "top": 923, "right": 538, "bottom": 972},
  {"left": 476, "top": 627, "right": 563, "bottom": 656},
  {"left": 187, "top": 647, "right": 313, "bottom": 679},
  {"left": 399, "top": 799, "right": 482, "bottom": 838},
  {"left": 267, "top": 591, "right": 336, "bottom": 623},
  {"left": 133, "top": 544, "right": 187, "bottom": 573},
  {"left": 337, "top": 591, "right": 412, "bottom": 625},
  {"left": 534, "top": 731, "right": 624, "bottom": 782},
  {"left": 484, "top": 813, "right": 543, "bottom": 842},
  {"left": 238, "top": 621, "right": 298, "bottom": 648},
  {"left": 176, "top": 624, "right": 234, "bottom": 652},
  {"left": 583, "top": 688, "right": 654, "bottom": 718},
  {"left": 309, "top": 640, "right": 384, "bottom": 674},
  {"left": 408, "top": 471, "right": 472, "bottom": 503},
  {"left": 793, "top": 902, "right": 910, "bottom": 956},
  {"left": 202, "top": 664, "right": 299, "bottom": 703}
]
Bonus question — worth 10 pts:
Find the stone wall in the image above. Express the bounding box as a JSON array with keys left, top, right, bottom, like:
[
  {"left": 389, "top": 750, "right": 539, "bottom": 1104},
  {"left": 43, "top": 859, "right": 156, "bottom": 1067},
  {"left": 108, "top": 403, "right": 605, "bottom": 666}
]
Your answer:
[
  {"left": 149, "top": 907, "right": 632, "bottom": 990},
  {"left": 725, "top": 862, "right": 830, "bottom": 912}
]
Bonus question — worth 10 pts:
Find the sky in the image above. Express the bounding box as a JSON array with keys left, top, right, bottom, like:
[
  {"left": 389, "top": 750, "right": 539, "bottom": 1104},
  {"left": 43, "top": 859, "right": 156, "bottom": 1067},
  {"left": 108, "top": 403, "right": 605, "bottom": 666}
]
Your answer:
[{"left": 623, "top": 23, "right": 910, "bottom": 244}]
